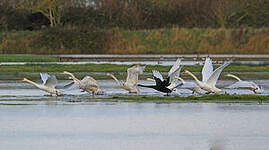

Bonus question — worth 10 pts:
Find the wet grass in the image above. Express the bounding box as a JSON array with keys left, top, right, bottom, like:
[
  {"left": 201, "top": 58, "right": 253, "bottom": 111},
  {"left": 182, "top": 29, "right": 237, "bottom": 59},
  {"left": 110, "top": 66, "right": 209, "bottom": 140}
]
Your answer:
[
  {"left": 102, "top": 94, "right": 269, "bottom": 103},
  {"left": 0, "top": 55, "right": 58, "bottom": 62},
  {"left": 1, "top": 63, "right": 269, "bottom": 73},
  {"left": 0, "top": 63, "right": 269, "bottom": 80},
  {"left": 0, "top": 94, "right": 268, "bottom": 104}
]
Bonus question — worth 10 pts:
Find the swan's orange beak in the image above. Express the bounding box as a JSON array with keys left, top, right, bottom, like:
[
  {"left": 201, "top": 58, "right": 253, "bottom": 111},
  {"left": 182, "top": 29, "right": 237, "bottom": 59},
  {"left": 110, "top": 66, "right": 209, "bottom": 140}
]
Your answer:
[{"left": 181, "top": 72, "right": 186, "bottom": 74}]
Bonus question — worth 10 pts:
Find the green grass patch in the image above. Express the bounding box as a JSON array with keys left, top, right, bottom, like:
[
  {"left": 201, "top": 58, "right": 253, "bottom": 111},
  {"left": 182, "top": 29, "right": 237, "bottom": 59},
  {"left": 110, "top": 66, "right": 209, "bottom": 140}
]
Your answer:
[
  {"left": 0, "top": 55, "right": 58, "bottom": 62},
  {"left": 0, "top": 94, "right": 268, "bottom": 104},
  {"left": 0, "top": 63, "right": 269, "bottom": 73}
]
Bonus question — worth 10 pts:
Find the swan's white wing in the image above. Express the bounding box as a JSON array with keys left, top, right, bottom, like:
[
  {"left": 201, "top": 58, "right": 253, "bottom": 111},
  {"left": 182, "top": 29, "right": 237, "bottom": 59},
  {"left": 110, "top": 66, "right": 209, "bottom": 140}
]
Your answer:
[
  {"left": 169, "top": 65, "right": 183, "bottom": 83},
  {"left": 63, "top": 81, "right": 80, "bottom": 90},
  {"left": 126, "top": 65, "right": 145, "bottom": 86},
  {"left": 126, "top": 71, "right": 139, "bottom": 86},
  {"left": 206, "top": 60, "right": 232, "bottom": 87},
  {"left": 168, "top": 58, "right": 181, "bottom": 77},
  {"left": 167, "top": 58, "right": 182, "bottom": 84},
  {"left": 153, "top": 70, "right": 164, "bottom": 81},
  {"left": 202, "top": 57, "right": 213, "bottom": 82},
  {"left": 137, "top": 65, "right": 146, "bottom": 74},
  {"left": 81, "top": 76, "right": 99, "bottom": 87},
  {"left": 44, "top": 75, "right": 58, "bottom": 88},
  {"left": 40, "top": 73, "right": 49, "bottom": 85},
  {"left": 226, "top": 81, "right": 259, "bottom": 89}
]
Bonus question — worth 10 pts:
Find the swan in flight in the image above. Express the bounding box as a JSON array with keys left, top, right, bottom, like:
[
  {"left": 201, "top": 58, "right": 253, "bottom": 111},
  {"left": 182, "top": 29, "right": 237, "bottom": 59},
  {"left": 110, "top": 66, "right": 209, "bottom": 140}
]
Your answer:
[
  {"left": 225, "top": 73, "right": 262, "bottom": 94},
  {"left": 107, "top": 65, "right": 146, "bottom": 93},
  {"left": 63, "top": 71, "right": 103, "bottom": 95},
  {"left": 182, "top": 57, "right": 232, "bottom": 94},
  {"left": 137, "top": 58, "right": 182, "bottom": 94},
  {"left": 22, "top": 73, "right": 62, "bottom": 96},
  {"left": 175, "top": 76, "right": 205, "bottom": 95}
]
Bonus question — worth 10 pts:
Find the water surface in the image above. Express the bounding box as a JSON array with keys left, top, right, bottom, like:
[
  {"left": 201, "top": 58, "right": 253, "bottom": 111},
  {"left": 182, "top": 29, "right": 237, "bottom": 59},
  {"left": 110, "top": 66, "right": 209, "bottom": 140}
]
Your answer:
[{"left": 1, "top": 103, "right": 269, "bottom": 150}]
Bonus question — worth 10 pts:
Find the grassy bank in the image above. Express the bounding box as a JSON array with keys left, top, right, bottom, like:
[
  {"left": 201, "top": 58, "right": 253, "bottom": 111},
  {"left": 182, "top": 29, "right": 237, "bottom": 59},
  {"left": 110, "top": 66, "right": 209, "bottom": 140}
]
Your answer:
[
  {"left": 0, "top": 64, "right": 269, "bottom": 80},
  {"left": 1, "top": 64, "right": 269, "bottom": 73},
  {"left": 109, "top": 28, "right": 269, "bottom": 54},
  {"left": 1, "top": 27, "right": 269, "bottom": 54},
  {"left": 0, "top": 55, "right": 57, "bottom": 62}
]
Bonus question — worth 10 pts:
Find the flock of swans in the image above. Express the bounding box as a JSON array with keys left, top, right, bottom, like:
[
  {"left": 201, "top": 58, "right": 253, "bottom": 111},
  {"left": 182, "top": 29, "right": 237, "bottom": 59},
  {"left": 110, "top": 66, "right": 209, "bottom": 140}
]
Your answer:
[{"left": 21, "top": 57, "right": 263, "bottom": 96}]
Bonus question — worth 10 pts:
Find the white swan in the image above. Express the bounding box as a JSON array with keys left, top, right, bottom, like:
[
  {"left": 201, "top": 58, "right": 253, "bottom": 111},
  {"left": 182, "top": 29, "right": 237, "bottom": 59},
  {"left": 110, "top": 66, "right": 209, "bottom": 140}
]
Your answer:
[
  {"left": 63, "top": 71, "right": 103, "bottom": 95},
  {"left": 225, "top": 73, "right": 262, "bottom": 94},
  {"left": 22, "top": 73, "right": 61, "bottom": 96},
  {"left": 175, "top": 76, "right": 205, "bottom": 95},
  {"left": 182, "top": 57, "right": 232, "bottom": 93},
  {"left": 107, "top": 65, "right": 146, "bottom": 93}
]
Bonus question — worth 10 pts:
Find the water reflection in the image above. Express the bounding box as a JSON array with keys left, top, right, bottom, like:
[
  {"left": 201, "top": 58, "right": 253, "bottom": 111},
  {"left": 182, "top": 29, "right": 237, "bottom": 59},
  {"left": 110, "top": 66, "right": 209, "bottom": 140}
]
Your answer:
[{"left": 0, "top": 103, "right": 269, "bottom": 150}]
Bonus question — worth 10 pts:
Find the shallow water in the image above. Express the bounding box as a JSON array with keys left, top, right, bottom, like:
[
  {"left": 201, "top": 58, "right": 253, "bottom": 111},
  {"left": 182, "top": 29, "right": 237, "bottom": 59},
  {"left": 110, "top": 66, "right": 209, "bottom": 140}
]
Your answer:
[
  {"left": 0, "top": 79, "right": 269, "bottom": 150},
  {"left": 0, "top": 80, "right": 268, "bottom": 99},
  {"left": 1, "top": 103, "right": 269, "bottom": 150}
]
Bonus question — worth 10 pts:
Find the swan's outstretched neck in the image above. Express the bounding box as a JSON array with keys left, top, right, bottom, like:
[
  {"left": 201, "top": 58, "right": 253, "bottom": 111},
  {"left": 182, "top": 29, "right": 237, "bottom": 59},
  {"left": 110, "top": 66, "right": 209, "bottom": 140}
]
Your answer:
[
  {"left": 63, "top": 71, "right": 81, "bottom": 83},
  {"left": 107, "top": 73, "right": 122, "bottom": 86},
  {"left": 184, "top": 70, "right": 200, "bottom": 84},
  {"left": 22, "top": 78, "right": 40, "bottom": 88},
  {"left": 226, "top": 74, "right": 241, "bottom": 81}
]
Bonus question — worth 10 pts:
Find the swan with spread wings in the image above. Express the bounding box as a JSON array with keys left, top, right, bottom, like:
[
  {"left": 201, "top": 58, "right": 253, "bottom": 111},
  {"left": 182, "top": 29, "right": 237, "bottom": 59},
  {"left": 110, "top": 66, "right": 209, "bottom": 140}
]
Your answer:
[
  {"left": 107, "top": 65, "right": 146, "bottom": 93},
  {"left": 63, "top": 71, "right": 103, "bottom": 95},
  {"left": 182, "top": 57, "right": 232, "bottom": 94},
  {"left": 225, "top": 73, "right": 262, "bottom": 94},
  {"left": 22, "top": 73, "right": 62, "bottom": 96}
]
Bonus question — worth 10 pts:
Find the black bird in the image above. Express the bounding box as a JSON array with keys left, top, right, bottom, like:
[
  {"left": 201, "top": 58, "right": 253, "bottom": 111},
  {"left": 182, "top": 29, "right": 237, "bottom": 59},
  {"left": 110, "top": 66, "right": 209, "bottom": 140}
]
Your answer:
[
  {"left": 137, "top": 58, "right": 182, "bottom": 95},
  {"left": 137, "top": 70, "right": 173, "bottom": 94}
]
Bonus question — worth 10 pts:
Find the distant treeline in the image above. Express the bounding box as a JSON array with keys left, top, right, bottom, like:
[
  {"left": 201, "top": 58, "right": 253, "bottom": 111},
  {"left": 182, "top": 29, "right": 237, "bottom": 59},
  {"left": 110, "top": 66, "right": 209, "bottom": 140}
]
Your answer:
[
  {"left": 0, "top": 0, "right": 268, "bottom": 54},
  {"left": 0, "top": 0, "right": 268, "bottom": 30}
]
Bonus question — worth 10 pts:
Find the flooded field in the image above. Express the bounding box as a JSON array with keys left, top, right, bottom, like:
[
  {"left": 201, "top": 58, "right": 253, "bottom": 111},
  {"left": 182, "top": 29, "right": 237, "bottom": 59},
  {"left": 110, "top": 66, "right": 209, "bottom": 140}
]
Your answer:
[
  {"left": 1, "top": 102, "right": 269, "bottom": 150},
  {"left": 0, "top": 79, "right": 268, "bottom": 100},
  {"left": 0, "top": 78, "right": 269, "bottom": 150}
]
